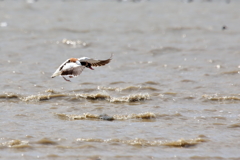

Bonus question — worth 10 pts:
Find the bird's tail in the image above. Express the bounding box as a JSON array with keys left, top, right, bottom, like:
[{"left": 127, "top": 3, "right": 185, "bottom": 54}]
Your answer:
[{"left": 51, "top": 71, "right": 61, "bottom": 78}]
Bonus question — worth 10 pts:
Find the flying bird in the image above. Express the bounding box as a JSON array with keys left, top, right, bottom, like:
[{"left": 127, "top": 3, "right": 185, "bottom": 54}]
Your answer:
[{"left": 51, "top": 54, "right": 112, "bottom": 82}]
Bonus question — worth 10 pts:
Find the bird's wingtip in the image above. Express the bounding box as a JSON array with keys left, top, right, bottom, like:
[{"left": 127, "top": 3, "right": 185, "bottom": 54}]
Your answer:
[{"left": 110, "top": 53, "right": 114, "bottom": 59}]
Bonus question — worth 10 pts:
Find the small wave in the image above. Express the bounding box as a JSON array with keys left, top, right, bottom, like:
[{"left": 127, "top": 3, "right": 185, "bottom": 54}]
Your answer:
[
  {"left": 211, "top": 116, "right": 226, "bottom": 120},
  {"left": 228, "top": 123, "right": 240, "bottom": 128},
  {"left": 20, "top": 94, "right": 67, "bottom": 102},
  {"left": 0, "top": 139, "right": 30, "bottom": 148},
  {"left": 109, "top": 81, "right": 125, "bottom": 85},
  {"left": 50, "top": 27, "right": 90, "bottom": 33},
  {"left": 142, "top": 81, "right": 160, "bottom": 85},
  {"left": 60, "top": 38, "right": 89, "bottom": 48},
  {"left": 163, "top": 92, "right": 177, "bottom": 95},
  {"left": 74, "top": 92, "right": 150, "bottom": 103},
  {"left": 47, "top": 154, "right": 60, "bottom": 158},
  {"left": 167, "top": 26, "right": 208, "bottom": 31},
  {"left": 0, "top": 93, "right": 19, "bottom": 99},
  {"left": 181, "top": 79, "right": 196, "bottom": 83},
  {"left": 110, "top": 93, "right": 150, "bottom": 102},
  {"left": 162, "top": 138, "right": 207, "bottom": 148},
  {"left": 56, "top": 112, "right": 171, "bottom": 121},
  {"left": 80, "top": 82, "right": 96, "bottom": 85},
  {"left": 98, "top": 86, "right": 158, "bottom": 92},
  {"left": 75, "top": 92, "right": 110, "bottom": 100},
  {"left": 202, "top": 94, "right": 240, "bottom": 101},
  {"left": 113, "top": 112, "right": 157, "bottom": 120},
  {"left": 56, "top": 113, "right": 100, "bottom": 120},
  {"left": 212, "top": 123, "right": 226, "bottom": 126},
  {"left": 76, "top": 137, "right": 206, "bottom": 147},
  {"left": 183, "top": 96, "right": 196, "bottom": 100},
  {"left": 56, "top": 144, "right": 97, "bottom": 150},
  {"left": 150, "top": 47, "right": 181, "bottom": 55},
  {"left": 190, "top": 156, "right": 229, "bottom": 159},
  {"left": 36, "top": 138, "right": 58, "bottom": 145},
  {"left": 221, "top": 70, "right": 240, "bottom": 75},
  {"left": 1, "top": 91, "right": 150, "bottom": 103},
  {"left": 45, "top": 89, "right": 59, "bottom": 94}
]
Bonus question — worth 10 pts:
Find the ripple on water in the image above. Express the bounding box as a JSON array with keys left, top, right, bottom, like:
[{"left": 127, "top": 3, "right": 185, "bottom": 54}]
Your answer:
[
  {"left": 2, "top": 91, "right": 150, "bottom": 103},
  {"left": 221, "top": 70, "right": 239, "bottom": 75},
  {"left": 55, "top": 112, "right": 182, "bottom": 121},
  {"left": 0, "top": 137, "right": 207, "bottom": 151},
  {"left": 109, "top": 81, "right": 125, "bottom": 85},
  {"left": 98, "top": 85, "right": 159, "bottom": 92},
  {"left": 228, "top": 123, "right": 240, "bottom": 128},
  {"left": 202, "top": 94, "right": 240, "bottom": 101},
  {"left": 142, "top": 81, "right": 160, "bottom": 85},
  {"left": 0, "top": 93, "right": 19, "bottom": 99},
  {"left": 0, "top": 140, "right": 30, "bottom": 149},
  {"left": 76, "top": 137, "right": 207, "bottom": 148},
  {"left": 36, "top": 138, "right": 58, "bottom": 145},
  {"left": 149, "top": 47, "right": 182, "bottom": 56},
  {"left": 60, "top": 38, "right": 89, "bottom": 48}
]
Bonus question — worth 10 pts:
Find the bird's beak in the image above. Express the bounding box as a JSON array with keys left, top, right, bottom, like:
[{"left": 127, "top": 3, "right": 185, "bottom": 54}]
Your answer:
[{"left": 89, "top": 66, "right": 94, "bottom": 70}]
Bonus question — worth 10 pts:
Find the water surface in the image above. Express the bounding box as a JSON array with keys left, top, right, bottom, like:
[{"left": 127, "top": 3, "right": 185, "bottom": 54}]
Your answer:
[{"left": 1, "top": 0, "right": 240, "bottom": 159}]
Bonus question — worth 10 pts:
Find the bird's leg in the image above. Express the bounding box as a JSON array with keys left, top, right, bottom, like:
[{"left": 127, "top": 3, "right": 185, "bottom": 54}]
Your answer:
[{"left": 63, "top": 76, "right": 71, "bottom": 82}]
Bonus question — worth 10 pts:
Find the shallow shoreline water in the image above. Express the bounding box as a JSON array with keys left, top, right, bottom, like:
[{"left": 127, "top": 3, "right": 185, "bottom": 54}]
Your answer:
[{"left": 1, "top": 0, "right": 240, "bottom": 159}]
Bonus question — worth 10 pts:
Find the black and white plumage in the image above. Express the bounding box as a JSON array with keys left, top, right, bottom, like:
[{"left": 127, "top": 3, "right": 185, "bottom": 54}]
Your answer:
[{"left": 51, "top": 54, "right": 112, "bottom": 82}]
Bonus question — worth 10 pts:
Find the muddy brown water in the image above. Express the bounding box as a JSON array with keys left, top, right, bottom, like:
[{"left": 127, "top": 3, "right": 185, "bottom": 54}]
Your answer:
[{"left": 1, "top": 0, "right": 240, "bottom": 159}]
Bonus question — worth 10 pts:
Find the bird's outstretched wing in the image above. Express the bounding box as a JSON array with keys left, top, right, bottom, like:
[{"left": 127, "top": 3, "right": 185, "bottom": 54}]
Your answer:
[
  {"left": 51, "top": 59, "right": 71, "bottom": 78},
  {"left": 79, "top": 54, "right": 112, "bottom": 67}
]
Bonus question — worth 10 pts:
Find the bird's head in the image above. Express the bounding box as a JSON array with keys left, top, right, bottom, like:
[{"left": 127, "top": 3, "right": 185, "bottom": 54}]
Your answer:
[
  {"left": 80, "top": 61, "right": 94, "bottom": 70},
  {"left": 86, "top": 63, "right": 94, "bottom": 70}
]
